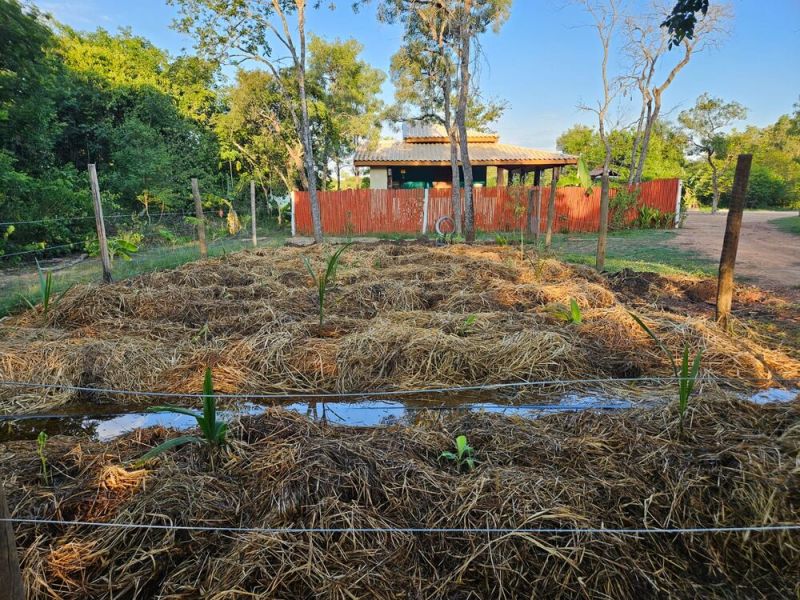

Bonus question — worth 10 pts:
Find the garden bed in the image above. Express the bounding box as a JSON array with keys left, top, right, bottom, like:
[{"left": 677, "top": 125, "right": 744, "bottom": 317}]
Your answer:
[
  {"left": 1, "top": 395, "right": 798, "bottom": 598},
  {"left": 0, "top": 244, "right": 798, "bottom": 414}
]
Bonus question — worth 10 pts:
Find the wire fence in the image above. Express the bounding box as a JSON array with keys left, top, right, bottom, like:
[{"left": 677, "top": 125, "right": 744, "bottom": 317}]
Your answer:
[
  {"left": 0, "top": 201, "right": 289, "bottom": 315},
  {"left": 1, "top": 517, "right": 798, "bottom": 536}
]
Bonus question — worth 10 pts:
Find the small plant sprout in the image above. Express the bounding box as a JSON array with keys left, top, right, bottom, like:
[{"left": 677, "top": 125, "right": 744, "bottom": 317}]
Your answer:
[
  {"left": 304, "top": 243, "right": 352, "bottom": 326},
  {"left": 138, "top": 367, "right": 228, "bottom": 466},
  {"left": 457, "top": 314, "right": 477, "bottom": 336},
  {"left": 37, "top": 431, "right": 50, "bottom": 485},
  {"left": 440, "top": 435, "right": 477, "bottom": 472},
  {"left": 549, "top": 298, "right": 583, "bottom": 325},
  {"left": 629, "top": 311, "right": 703, "bottom": 430}
]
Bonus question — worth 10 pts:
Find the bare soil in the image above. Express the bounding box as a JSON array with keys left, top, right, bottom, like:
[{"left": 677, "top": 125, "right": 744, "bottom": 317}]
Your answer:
[{"left": 670, "top": 210, "right": 800, "bottom": 289}]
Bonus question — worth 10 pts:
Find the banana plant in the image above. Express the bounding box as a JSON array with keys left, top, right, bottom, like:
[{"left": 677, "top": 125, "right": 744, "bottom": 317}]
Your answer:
[
  {"left": 440, "top": 435, "right": 477, "bottom": 472},
  {"left": 304, "top": 243, "right": 352, "bottom": 325},
  {"left": 630, "top": 312, "right": 703, "bottom": 430},
  {"left": 137, "top": 368, "right": 228, "bottom": 465}
]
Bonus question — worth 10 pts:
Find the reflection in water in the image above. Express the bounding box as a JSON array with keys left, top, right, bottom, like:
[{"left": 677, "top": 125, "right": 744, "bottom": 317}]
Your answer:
[{"left": 1, "top": 388, "right": 794, "bottom": 443}]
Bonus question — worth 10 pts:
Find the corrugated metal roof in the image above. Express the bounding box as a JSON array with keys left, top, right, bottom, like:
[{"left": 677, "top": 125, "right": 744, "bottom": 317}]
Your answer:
[
  {"left": 402, "top": 122, "right": 498, "bottom": 142},
  {"left": 354, "top": 140, "right": 577, "bottom": 166}
]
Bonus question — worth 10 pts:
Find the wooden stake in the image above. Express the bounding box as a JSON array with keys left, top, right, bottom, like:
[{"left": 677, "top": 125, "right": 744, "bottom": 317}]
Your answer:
[
  {"left": 529, "top": 170, "right": 542, "bottom": 240},
  {"left": 0, "top": 484, "right": 24, "bottom": 600},
  {"left": 88, "top": 164, "right": 112, "bottom": 283},
  {"left": 250, "top": 180, "right": 258, "bottom": 248},
  {"left": 715, "top": 154, "right": 752, "bottom": 330},
  {"left": 545, "top": 167, "right": 561, "bottom": 249},
  {"left": 191, "top": 178, "right": 208, "bottom": 259}
]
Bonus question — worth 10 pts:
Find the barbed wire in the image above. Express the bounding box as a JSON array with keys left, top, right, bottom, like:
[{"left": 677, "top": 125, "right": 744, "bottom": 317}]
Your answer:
[
  {"left": 1, "top": 517, "right": 797, "bottom": 536},
  {"left": 0, "top": 212, "right": 188, "bottom": 227}
]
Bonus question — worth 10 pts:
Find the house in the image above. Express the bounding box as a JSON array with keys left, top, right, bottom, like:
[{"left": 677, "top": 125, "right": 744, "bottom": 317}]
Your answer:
[
  {"left": 589, "top": 167, "right": 622, "bottom": 181},
  {"left": 354, "top": 123, "right": 577, "bottom": 189}
]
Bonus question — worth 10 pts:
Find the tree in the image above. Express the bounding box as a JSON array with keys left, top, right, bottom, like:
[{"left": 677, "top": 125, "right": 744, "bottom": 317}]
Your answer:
[
  {"left": 388, "top": 6, "right": 505, "bottom": 234},
  {"left": 576, "top": 0, "right": 623, "bottom": 271},
  {"left": 625, "top": 2, "right": 731, "bottom": 184},
  {"left": 170, "top": 0, "right": 329, "bottom": 243},
  {"left": 662, "top": 0, "right": 709, "bottom": 47},
  {"left": 307, "top": 36, "right": 385, "bottom": 190},
  {"left": 679, "top": 93, "right": 746, "bottom": 213},
  {"left": 453, "top": 0, "right": 511, "bottom": 242}
]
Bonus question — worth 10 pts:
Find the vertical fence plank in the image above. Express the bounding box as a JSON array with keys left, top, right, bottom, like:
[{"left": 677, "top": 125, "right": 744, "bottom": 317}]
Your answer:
[{"left": 88, "top": 164, "right": 112, "bottom": 283}]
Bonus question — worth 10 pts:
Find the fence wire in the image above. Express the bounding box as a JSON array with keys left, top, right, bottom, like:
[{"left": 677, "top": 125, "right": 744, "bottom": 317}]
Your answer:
[{"left": 1, "top": 517, "right": 798, "bottom": 536}]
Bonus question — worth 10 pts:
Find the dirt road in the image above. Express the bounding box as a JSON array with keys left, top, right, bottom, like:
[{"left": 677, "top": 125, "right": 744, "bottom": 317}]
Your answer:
[{"left": 671, "top": 211, "right": 799, "bottom": 289}]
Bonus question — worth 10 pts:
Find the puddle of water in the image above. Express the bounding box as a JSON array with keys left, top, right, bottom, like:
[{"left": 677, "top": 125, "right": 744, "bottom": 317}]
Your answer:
[
  {"left": 3, "top": 388, "right": 793, "bottom": 444},
  {"left": 0, "top": 392, "right": 640, "bottom": 442},
  {"left": 747, "top": 388, "right": 799, "bottom": 405}
]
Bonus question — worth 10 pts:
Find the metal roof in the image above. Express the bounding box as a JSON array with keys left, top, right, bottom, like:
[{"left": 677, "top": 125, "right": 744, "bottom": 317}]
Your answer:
[
  {"left": 402, "top": 122, "right": 498, "bottom": 143},
  {"left": 354, "top": 139, "right": 577, "bottom": 167}
]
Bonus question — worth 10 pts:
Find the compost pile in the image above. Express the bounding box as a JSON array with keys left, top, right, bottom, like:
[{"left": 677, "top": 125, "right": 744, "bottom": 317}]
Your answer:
[
  {"left": 0, "top": 244, "right": 798, "bottom": 413},
  {"left": 2, "top": 395, "right": 798, "bottom": 598}
]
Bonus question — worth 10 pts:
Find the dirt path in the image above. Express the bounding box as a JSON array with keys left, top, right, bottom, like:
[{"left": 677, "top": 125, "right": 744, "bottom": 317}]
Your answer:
[{"left": 671, "top": 210, "right": 799, "bottom": 289}]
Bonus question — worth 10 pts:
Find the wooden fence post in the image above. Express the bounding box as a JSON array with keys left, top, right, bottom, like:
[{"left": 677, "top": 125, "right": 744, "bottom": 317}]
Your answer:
[
  {"left": 715, "top": 154, "right": 752, "bottom": 330},
  {"left": 0, "top": 483, "right": 25, "bottom": 600},
  {"left": 674, "top": 179, "right": 683, "bottom": 229},
  {"left": 88, "top": 164, "right": 112, "bottom": 283},
  {"left": 545, "top": 167, "right": 560, "bottom": 249},
  {"left": 250, "top": 180, "right": 258, "bottom": 248},
  {"left": 191, "top": 178, "right": 208, "bottom": 259},
  {"left": 291, "top": 191, "right": 297, "bottom": 237}
]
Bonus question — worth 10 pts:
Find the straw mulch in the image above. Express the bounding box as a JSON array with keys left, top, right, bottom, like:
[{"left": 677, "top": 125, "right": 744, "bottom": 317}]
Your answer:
[
  {"left": 1, "top": 394, "right": 798, "bottom": 599},
  {"left": 0, "top": 244, "right": 798, "bottom": 413}
]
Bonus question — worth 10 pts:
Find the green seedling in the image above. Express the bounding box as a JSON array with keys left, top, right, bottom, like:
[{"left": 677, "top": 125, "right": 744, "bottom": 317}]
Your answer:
[
  {"left": 440, "top": 435, "right": 477, "bottom": 472},
  {"left": 138, "top": 367, "right": 228, "bottom": 466},
  {"left": 37, "top": 431, "right": 50, "bottom": 485},
  {"left": 549, "top": 298, "right": 583, "bottom": 325},
  {"left": 629, "top": 311, "right": 703, "bottom": 430},
  {"left": 457, "top": 314, "right": 477, "bottom": 337},
  {"left": 304, "top": 243, "right": 352, "bottom": 325}
]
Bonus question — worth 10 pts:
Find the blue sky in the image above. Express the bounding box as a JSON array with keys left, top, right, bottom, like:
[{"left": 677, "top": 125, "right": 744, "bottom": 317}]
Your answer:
[{"left": 36, "top": 0, "right": 800, "bottom": 150}]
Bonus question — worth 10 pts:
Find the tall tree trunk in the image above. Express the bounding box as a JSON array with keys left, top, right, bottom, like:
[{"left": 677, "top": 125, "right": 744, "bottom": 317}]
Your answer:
[
  {"left": 456, "top": 0, "right": 474, "bottom": 242},
  {"left": 596, "top": 146, "right": 612, "bottom": 271},
  {"left": 709, "top": 154, "right": 721, "bottom": 214},
  {"left": 294, "top": 3, "right": 323, "bottom": 243},
  {"left": 628, "top": 98, "right": 649, "bottom": 185},
  {"left": 634, "top": 97, "right": 660, "bottom": 184},
  {"left": 443, "top": 79, "right": 462, "bottom": 234}
]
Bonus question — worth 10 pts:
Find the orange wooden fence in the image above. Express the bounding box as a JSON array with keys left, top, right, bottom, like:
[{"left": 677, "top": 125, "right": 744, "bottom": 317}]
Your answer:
[{"left": 292, "top": 178, "right": 681, "bottom": 236}]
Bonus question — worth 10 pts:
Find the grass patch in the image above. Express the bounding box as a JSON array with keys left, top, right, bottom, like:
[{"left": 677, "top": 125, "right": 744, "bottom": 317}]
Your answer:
[
  {"left": 546, "top": 229, "right": 717, "bottom": 276},
  {"left": 770, "top": 215, "right": 800, "bottom": 236}
]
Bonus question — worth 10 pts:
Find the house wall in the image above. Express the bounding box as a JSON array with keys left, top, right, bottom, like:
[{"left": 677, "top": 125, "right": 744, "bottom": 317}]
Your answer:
[
  {"left": 385, "top": 166, "right": 487, "bottom": 189},
  {"left": 369, "top": 167, "right": 388, "bottom": 189}
]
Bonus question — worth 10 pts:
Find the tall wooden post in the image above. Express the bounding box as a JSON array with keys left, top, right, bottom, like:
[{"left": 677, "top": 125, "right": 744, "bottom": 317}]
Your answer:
[
  {"left": 0, "top": 484, "right": 25, "bottom": 600},
  {"left": 191, "top": 178, "right": 208, "bottom": 259},
  {"left": 545, "top": 167, "right": 561, "bottom": 249},
  {"left": 250, "top": 180, "right": 258, "bottom": 248},
  {"left": 529, "top": 169, "right": 542, "bottom": 239},
  {"left": 88, "top": 164, "right": 112, "bottom": 283},
  {"left": 715, "top": 154, "right": 752, "bottom": 330}
]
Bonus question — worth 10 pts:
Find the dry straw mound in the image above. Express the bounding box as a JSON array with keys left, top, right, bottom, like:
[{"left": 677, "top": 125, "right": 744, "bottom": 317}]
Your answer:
[
  {"left": 1, "top": 244, "right": 798, "bottom": 413},
  {"left": 2, "top": 396, "right": 798, "bottom": 598}
]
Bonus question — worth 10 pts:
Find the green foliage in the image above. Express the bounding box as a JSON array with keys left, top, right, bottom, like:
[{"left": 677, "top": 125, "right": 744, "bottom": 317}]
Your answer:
[
  {"left": 439, "top": 435, "right": 476, "bottom": 472},
  {"left": 629, "top": 311, "right": 703, "bottom": 430},
  {"left": 138, "top": 367, "right": 228, "bottom": 465},
  {"left": 84, "top": 232, "right": 142, "bottom": 263},
  {"left": 609, "top": 188, "right": 640, "bottom": 230},
  {"left": 457, "top": 314, "right": 477, "bottom": 337},
  {"left": 635, "top": 206, "right": 674, "bottom": 229},
  {"left": 304, "top": 244, "right": 352, "bottom": 326},
  {"left": 549, "top": 298, "right": 583, "bottom": 325},
  {"left": 36, "top": 260, "right": 54, "bottom": 315},
  {"left": 37, "top": 431, "right": 50, "bottom": 485},
  {"left": 494, "top": 234, "right": 509, "bottom": 246}
]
